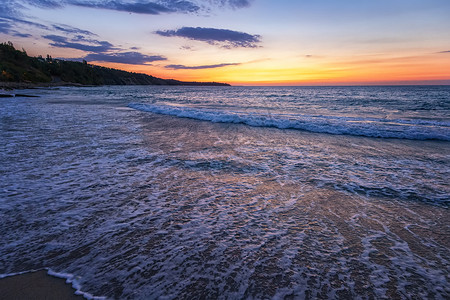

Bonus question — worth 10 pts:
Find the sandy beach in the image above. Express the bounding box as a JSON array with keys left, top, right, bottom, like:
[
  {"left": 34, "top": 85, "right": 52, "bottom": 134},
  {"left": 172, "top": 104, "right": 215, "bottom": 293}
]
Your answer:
[
  {"left": 0, "top": 85, "right": 448, "bottom": 298},
  {"left": 0, "top": 270, "right": 83, "bottom": 300}
]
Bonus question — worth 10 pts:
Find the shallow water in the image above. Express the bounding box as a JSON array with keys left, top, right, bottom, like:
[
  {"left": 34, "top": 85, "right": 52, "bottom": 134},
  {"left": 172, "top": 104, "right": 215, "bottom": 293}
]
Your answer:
[{"left": 0, "top": 86, "right": 449, "bottom": 299}]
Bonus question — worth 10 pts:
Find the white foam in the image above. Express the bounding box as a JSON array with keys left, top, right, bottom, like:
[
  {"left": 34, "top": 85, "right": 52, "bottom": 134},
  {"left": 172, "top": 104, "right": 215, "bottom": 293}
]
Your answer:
[{"left": 128, "top": 103, "right": 450, "bottom": 141}]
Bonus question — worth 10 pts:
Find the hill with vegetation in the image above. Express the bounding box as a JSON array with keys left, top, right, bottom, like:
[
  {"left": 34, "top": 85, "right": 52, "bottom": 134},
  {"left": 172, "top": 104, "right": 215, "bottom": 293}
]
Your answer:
[{"left": 0, "top": 42, "right": 229, "bottom": 87}]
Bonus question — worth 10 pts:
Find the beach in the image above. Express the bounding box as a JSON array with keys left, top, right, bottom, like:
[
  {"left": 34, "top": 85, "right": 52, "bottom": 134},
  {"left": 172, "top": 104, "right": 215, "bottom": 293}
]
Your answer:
[
  {"left": 0, "top": 85, "right": 449, "bottom": 299},
  {"left": 0, "top": 270, "right": 82, "bottom": 300}
]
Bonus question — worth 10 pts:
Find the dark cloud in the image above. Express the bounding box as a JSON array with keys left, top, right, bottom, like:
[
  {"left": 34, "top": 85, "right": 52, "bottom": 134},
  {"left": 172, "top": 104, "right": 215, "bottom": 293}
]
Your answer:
[
  {"left": 438, "top": 50, "right": 450, "bottom": 53},
  {"left": 17, "top": 0, "right": 252, "bottom": 15},
  {"left": 13, "top": 32, "right": 32, "bottom": 37},
  {"left": 212, "top": 0, "right": 252, "bottom": 9},
  {"left": 69, "top": 0, "right": 199, "bottom": 14},
  {"left": 155, "top": 27, "right": 261, "bottom": 48},
  {"left": 0, "top": 1, "right": 24, "bottom": 18},
  {"left": 0, "top": 18, "right": 12, "bottom": 34},
  {"left": 71, "top": 1, "right": 172, "bottom": 14},
  {"left": 0, "top": 17, "right": 32, "bottom": 37},
  {"left": 0, "top": 0, "right": 51, "bottom": 35},
  {"left": 0, "top": 15, "right": 50, "bottom": 31},
  {"left": 15, "top": 18, "right": 50, "bottom": 30},
  {"left": 53, "top": 24, "right": 96, "bottom": 36},
  {"left": 0, "top": 14, "right": 51, "bottom": 38},
  {"left": 1, "top": 0, "right": 254, "bottom": 37},
  {"left": 43, "top": 34, "right": 115, "bottom": 52},
  {"left": 22, "top": 0, "right": 62, "bottom": 8},
  {"left": 229, "top": 0, "right": 252, "bottom": 8},
  {"left": 84, "top": 51, "right": 167, "bottom": 64},
  {"left": 165, "top": 62, "right": 240, "bottom": 69},
  {"left": 180, "top": 45, "right": 193, "bottom": 50},
  {"left": 70, "top": 0, "right": 252, "bottom": 14},
  {"left": 43, "top": 34, "right": 166, "bottom": 65}
]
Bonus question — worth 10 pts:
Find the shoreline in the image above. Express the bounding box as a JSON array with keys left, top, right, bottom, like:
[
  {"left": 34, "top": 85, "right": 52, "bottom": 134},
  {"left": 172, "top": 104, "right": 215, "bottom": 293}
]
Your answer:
[
  {"left": 0, "top": 82, "right": 94, "bottom": 91},
  {"left": 0, "top": 81, "right": 231, "bottom": 91},
  {"left": 0, "top": 270, "right": 84, "bottom": 300}
]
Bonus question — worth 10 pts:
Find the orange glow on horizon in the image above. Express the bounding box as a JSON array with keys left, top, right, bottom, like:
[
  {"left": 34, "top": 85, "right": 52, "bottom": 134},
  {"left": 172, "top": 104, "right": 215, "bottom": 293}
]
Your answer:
[{"left": 87, "top": 52, "right": 450, "bottom": 86}]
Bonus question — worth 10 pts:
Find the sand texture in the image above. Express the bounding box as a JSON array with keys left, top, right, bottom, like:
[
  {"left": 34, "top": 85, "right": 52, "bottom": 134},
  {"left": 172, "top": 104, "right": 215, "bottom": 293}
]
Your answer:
[{"left": 0, "top": 270, "right": 83, "bottom": 300}]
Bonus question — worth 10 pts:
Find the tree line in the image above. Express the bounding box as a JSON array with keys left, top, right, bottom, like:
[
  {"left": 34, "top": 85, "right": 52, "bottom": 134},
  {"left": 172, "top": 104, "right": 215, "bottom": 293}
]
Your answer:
[{"left": 0, "top": 42, "right": 229, "bottom": 86}]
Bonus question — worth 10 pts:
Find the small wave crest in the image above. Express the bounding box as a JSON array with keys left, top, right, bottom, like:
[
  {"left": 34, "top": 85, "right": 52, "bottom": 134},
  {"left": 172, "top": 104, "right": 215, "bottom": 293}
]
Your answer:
[{"left": 129, "top": 103, "right": 450, "bottom": 141}]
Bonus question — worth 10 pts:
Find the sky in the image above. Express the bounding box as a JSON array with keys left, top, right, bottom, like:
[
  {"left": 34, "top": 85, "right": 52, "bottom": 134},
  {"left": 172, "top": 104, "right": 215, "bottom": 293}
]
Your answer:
[{"left": 1, "top": 0, "right": 450, "bottom": 85}]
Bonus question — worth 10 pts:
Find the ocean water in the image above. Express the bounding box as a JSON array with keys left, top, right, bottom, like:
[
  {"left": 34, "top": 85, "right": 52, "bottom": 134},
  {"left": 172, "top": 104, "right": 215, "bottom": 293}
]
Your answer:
[{"left": 0, "top": 85, "right": 449, "bottom": 299}]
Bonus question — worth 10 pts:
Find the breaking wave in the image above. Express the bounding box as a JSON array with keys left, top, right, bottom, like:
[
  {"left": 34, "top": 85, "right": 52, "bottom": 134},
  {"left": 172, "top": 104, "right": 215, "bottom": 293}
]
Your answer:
[{"left": 129, "top": 103, "right": 450, "bottom": 141}]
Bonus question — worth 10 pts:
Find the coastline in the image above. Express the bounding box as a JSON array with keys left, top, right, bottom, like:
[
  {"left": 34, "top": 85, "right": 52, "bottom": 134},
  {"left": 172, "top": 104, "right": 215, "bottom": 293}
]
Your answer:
[
  {"left": 0, "top": 86, "right": 448, "bottom": 298},
  {"left": 0, "top": 270, "right": 84, "bottom": 300},
  {"left": 0, "top": 81, "right": 230, "bottom": 91},
  {"left": 0, "top": 81, "right": 93, "bottom": 91}
]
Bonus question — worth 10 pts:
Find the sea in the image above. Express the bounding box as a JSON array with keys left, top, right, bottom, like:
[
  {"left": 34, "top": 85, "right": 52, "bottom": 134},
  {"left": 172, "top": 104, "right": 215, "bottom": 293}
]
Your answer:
[{"left": 0, "top": 85, "right": 449, "bottom": 299}]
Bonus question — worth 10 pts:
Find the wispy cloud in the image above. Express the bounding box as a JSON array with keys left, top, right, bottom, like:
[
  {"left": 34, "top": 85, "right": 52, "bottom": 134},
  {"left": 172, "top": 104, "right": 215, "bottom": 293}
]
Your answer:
[
  {"left": 0, "top": 18, "right": 11, "bottom": 34},
  {"left": 43, "top": 35, "right": 115, "bottom": 52},
  {"left": 437, "top": 50, "right": 450, "bottom": 53},
  {"left": 41, "top": 34, "right": 166, "bottom": 65},
  {"left": 6, "top": 0, "right": 254, "bottom": 16},
  {"left": 70, "top": 0, "right": 199, "bottom": 15},
  {"left": 0, "top": 1, "right": 25, "bottom": 18},
  {"left": 0, "top": 14, "right": 50, "bottom": 37},
  {"left": 13, "top": 32, "right": 32, "bottom": 38},
  {"left": 22, "top": 0, "right": 62, "bottom": 9},
  {"left": 53, "top": 24, "right": 96, "bottom": 36},
  {"left": 56, "top": 0, "right": 251, "bottom": 14},
  {"left": 1, "top": 0, "right": 255, "bottom": 39},
  {"left": 85, "top": 52, "right": 167, "bottom": 64},
  {"left": 214, "top": 0, "right": 253, "bottom": 9},
  {"left": 155, "top": 27, "right": 261, "bottom": 48},
  {"left": 165, "top": 62, "right": 241, "bottom": 69}
]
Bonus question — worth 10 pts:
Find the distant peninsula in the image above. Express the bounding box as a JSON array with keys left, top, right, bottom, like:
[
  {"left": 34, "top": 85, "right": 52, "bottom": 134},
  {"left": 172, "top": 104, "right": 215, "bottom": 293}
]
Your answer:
[{"left": 0, "top": 42, "right": 230, "bottom": 88}]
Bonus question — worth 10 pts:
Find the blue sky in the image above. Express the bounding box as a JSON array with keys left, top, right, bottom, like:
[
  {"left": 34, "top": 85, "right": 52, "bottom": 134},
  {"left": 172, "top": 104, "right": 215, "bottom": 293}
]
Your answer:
[{"left": 1, "top": 0, "right": 449, "bottom": 84}]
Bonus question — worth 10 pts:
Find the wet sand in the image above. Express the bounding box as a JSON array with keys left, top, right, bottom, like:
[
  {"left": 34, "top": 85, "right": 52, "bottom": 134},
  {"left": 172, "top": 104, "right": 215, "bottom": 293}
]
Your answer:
[{"left": 0, "top": 270, "right": 83, "bottom": 300}]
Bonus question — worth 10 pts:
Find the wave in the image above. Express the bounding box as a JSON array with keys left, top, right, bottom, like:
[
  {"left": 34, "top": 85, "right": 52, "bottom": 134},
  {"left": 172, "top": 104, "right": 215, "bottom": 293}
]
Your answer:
[{"left": 129, "top": 103, "right": 450, "bottom": 141}]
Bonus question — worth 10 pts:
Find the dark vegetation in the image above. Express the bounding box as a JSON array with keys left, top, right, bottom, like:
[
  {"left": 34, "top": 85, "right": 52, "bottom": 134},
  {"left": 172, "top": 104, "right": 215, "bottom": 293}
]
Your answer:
[{"left": 0, "top": 42, "right": 229, "bottom": 86}]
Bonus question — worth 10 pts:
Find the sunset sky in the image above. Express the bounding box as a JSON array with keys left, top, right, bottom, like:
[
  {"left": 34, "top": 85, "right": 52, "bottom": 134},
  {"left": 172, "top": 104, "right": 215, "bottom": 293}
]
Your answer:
[{"left": 1, "top": 0, "right": 449, "bottom": 85}]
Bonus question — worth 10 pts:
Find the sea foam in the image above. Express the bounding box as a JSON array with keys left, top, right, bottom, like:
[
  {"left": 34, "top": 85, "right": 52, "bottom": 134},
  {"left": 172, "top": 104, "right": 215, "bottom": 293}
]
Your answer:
[{"left": 129, "top": 103, "right": 450, "bottom": 141}]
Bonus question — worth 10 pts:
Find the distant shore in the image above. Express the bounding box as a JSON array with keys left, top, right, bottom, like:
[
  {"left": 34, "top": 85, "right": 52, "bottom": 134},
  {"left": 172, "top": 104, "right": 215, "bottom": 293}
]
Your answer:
[
  {"left": 0, "top": 270, "right": 83, "bottom": 300},
  {"left": 1, "top": 42, "right": 230, "bottom": 88},
  {"left": 0, "top": 81, "right": 91, "bottom": 91},
  {"left": 0, "top": 81, "right": 230, "bottom": 91}
]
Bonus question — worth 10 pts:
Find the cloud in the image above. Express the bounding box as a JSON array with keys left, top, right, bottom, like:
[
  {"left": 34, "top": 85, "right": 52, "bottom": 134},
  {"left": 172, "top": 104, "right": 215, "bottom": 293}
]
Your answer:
[
  {"left": 437, "top": 50, "right": 450, "bottom": 53},
  {"left": 13, "top": 32, "right": 32, "bottom": 37},
  {"left": 155, "top": 27, "right": 261, "bottom": 48},
  {"left": 84, "top": 51, "right": 167, "bottom": 64},
  {"left": 22, "top": 0, "right": 62, "bottom": 9},
  {"left": 70, "top": 0, "right": 199, "bottom": 14},
  {"left": 165, "top": 62, "right": 240, "bottom": 69},
  {"left": 43, "top": 34, "right": 115, "bottom": 52},
  {"left": 0, "top": 1, "right": 52, "bottom": 35},
  {"left": 65, "top": 1, "right": 251, "bottom": 14},
  {"left": 0, "top": 1, "right": 24, "bottom": 18},
  {"left": 0, "top": 18, "right": 12, "bottom": 34},
  {"left": 53, "top": 24, "right": 96, "bottom": 36},
  {"left": 0, "top": 15, "right": 50, "bottom": 37},
  {"left": 43, "top": 34, "right": 167, "bottom": 65},
  {"left": 0, "top": 0, "right": 254, "bottom": 26},
  {"left": 213, "top": 0, "right": 252, "bottom": 9},
  {"left": 2, "top": 0, "right": 202, "bottom": 17}
]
